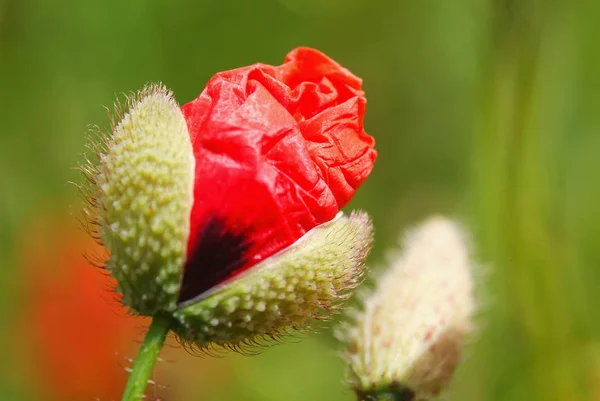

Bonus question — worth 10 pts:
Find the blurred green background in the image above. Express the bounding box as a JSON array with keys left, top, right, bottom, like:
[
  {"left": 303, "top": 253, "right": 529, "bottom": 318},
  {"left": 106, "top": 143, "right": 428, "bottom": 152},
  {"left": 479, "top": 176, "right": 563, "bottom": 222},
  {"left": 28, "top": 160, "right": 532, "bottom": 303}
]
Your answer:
[{"left": 1, "top": 0, "right": 600, "bottom": 400}]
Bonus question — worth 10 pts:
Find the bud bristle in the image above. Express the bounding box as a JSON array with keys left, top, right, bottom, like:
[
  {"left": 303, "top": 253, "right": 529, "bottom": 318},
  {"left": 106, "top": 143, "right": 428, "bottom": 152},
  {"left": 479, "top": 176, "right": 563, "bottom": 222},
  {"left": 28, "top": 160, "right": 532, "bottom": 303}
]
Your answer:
[
  {"left": 83, "top": 84, "right": 195, "bottom": 315},
  {"left": 343, "top": 216, "right": 475, "bottom": 400}
]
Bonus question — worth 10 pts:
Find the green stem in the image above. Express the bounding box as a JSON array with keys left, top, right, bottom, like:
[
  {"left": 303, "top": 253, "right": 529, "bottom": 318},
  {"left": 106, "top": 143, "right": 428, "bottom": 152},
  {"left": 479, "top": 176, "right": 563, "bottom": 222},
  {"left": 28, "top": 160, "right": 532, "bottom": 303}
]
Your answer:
[
  {"left": 357, "top": 388, "right": 415, "bottom": 401},
  {"left": 121, "top": 314, "right": 171, "bottom": 401}
]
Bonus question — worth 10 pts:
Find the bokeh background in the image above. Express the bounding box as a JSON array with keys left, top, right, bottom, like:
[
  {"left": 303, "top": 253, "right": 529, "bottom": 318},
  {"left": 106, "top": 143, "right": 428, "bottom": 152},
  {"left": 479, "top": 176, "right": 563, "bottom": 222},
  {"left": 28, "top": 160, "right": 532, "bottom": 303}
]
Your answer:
[{"left": 1, "top": 0, "right": 600, "bottom": 400}]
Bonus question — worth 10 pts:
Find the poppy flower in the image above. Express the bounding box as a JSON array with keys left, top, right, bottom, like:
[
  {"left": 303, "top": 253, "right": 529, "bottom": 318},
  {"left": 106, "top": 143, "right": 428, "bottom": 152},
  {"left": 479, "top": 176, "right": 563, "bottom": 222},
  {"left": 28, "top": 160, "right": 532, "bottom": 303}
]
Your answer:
[
  {"left": 83, "top": 47, "right": 376, "bottom": 348},
  {"left": 180, "top": 47, "right": 376, "bottom": 303}
]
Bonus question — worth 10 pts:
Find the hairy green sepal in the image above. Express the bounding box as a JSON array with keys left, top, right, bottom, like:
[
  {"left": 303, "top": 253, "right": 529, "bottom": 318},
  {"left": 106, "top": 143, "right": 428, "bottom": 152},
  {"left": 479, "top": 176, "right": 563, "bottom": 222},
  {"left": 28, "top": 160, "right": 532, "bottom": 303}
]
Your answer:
[{"left": 95, "top": 85, "right": 194, "bottom": 314}]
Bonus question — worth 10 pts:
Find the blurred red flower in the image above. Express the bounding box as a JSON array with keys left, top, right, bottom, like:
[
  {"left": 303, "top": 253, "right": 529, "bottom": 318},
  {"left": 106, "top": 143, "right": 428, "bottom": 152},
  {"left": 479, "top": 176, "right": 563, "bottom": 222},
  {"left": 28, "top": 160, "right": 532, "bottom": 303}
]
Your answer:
[
  {"left": 17, "top": 213, "right": 146, "bottom": 400},
  {"left": 180, "top": 47, "right": 377, "bottom": 302}
]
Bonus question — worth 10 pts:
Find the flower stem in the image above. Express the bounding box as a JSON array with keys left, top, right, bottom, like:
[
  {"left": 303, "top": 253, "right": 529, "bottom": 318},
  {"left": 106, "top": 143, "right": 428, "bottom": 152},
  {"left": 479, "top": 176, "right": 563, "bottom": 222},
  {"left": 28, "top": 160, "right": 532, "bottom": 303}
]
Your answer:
[
  {"left": 121, "top": 314, "right": 171, "bottom": 401},
  {"left": 358, "top": 388, "right": 415, "bottom": 401}
]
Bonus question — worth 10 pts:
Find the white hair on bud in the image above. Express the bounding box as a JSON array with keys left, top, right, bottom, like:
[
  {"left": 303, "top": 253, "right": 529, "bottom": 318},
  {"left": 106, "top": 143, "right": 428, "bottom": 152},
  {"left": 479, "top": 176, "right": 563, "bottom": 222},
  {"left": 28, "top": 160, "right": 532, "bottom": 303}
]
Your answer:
[
  {"left": 80, "top": 84, "right": 195, "bottom": 315},
  {"left": 344, "top": 216, "right": 476, "bottom": 400}
]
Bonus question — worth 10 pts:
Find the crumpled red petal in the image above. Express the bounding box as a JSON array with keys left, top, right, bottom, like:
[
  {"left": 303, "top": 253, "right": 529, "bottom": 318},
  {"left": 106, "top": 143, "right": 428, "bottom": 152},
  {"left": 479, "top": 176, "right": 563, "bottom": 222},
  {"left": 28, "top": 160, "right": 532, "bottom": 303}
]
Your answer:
[{"left": 179, "top": 47, "right": 376, "bottom": 301}]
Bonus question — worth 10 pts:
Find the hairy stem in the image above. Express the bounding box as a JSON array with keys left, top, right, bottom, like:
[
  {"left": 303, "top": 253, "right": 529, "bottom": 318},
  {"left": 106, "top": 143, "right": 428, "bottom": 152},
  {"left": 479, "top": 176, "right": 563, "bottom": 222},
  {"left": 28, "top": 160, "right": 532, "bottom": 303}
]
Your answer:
[
  {"left": 121, "top": 314, "right": 171, "bottom": 401},
  {"left": 358, "top": 388, "right": 416, "bottom": 401}
]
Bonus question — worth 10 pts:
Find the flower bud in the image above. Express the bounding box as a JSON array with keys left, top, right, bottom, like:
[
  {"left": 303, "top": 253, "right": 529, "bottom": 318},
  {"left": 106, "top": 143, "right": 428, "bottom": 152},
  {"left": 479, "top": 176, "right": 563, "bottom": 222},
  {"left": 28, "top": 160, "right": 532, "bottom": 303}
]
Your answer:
[
  {"left": 342, "top": 216, "right": 475, "bottom": 400},
  {"left": 81, "top": 48, "right": 377, "bottom": 352}
]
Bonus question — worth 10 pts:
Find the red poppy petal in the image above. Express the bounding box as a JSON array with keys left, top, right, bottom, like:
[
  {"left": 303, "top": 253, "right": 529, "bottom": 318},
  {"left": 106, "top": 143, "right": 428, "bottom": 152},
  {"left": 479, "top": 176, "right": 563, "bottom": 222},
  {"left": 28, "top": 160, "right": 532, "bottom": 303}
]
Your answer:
[{"left": 179, "top": 47, "right": 376, "bottom": 302}]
